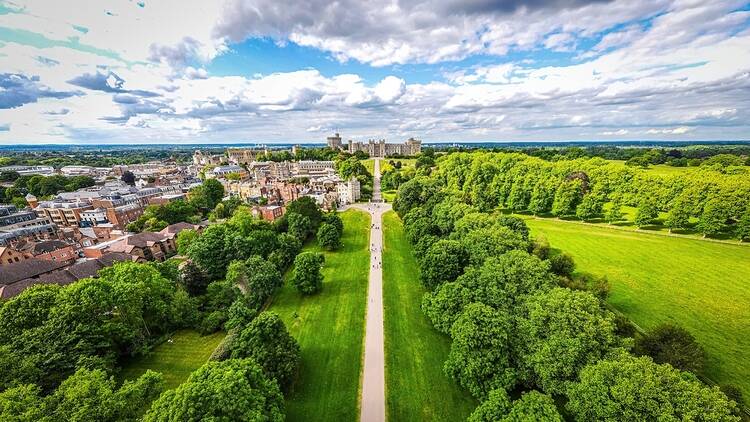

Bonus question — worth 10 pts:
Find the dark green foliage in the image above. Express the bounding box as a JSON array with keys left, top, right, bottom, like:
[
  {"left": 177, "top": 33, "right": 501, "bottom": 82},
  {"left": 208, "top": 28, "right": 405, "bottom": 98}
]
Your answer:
[
  {"left": 285, "top": 196, "right": 323, "bottom": 228},
  {"left": 422, "top": 250, "right": 555, "bottom": 334},
  {"left": 444, "top": 303, "right": 517, "bottom": 399},
  {"left": 178, "top": 260, "right": 210, "bottom": 296},
  {"left": 322, "top": 212, "right": 344, "bottom": 236},
  {"left": 291, "top": 252, "right": 325, "bottom": 295},
  {"left": 121, "top": 170, "right": 135, "bottom": 185},
  {"left": 144, "top": 359, "right": 284, "bottom": 422},
  {"left": 317, "top": 222, "right": 342, "bottom": 250},
  {"left": 635, "top": 323, "right": 706, "bottom": 373},
  {"left": 226, "top": 256, "right": 282, "bottom": 307},
  {"left": 566, "top": 355, "right": 739, "bottom": 421},
  {"left": 468, "top": 389, "right": 562, "bottom": 422},
  {"left": 517, "top": 288, "right": 623, "bottom": 394},
  {"left": 548, "top": 252, "right": 575, "bottom": 276},
  {"left": 225, "top": 299, "right": 258, "bottom": 332},
  {"left": 287, "top": 212, "right": 315, "bottom": 240},
  {"left": 186, "top": 224, "right": 230, "bottom": 280},
  {"left": 230, "top": 312, "right": 301, "bottom": 391},
  {"left": 419, "top": 239, "right": 468, "bottom": 291},
  {"left": 189, "top": 178, "right": 225, "bottom": 212}
]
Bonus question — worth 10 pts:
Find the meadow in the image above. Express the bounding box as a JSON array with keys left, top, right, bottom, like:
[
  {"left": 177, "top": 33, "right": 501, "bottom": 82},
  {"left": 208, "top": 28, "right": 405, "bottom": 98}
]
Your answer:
[
  {"left": 382, "top": 211, "right": 477, "bottom": 421},
  {"left": 267, "top": 209, "right": 371, "bottom": 421},
  {"left": 526, "top": 218, "right": 750, "bottom": 400},
  {"left": 120, "top": 330, "right": 226, "bottom": 389}
]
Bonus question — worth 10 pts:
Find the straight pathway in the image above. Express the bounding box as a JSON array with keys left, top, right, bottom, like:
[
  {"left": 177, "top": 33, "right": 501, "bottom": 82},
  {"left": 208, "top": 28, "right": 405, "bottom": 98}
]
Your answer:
[{"left": 355, "top": 158, "right": 389, "bottom": 422}]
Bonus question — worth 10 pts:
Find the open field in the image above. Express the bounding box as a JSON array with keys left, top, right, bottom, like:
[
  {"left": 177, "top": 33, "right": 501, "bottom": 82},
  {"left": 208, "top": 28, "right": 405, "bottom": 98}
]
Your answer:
[
  {"left": 120, "top": 330, "right": 225, "bottom": 390},
  {"left": 526, "top": 218, "right": 750, "bottom": 400},
  {"left": 268, "top": 209, "right": 370, "bottom": 421},
  {"left": 382, "top": 211, "right": 477, "bottom": 421}
]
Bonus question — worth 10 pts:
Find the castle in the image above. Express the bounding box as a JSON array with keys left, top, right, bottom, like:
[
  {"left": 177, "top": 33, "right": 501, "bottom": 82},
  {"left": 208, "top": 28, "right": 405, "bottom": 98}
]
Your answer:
[{"left": 326, "top": 133, "right": 421, "bottom": 157}]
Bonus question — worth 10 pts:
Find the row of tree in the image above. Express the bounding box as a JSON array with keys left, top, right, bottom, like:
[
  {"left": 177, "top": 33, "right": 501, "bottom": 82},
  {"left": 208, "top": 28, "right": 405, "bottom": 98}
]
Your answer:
[
  {"left": 394, "top": 173, "right": 742, "bottom": 420},
  {"left": 423, "top": 151, "right": 750, "bottom": 239}
]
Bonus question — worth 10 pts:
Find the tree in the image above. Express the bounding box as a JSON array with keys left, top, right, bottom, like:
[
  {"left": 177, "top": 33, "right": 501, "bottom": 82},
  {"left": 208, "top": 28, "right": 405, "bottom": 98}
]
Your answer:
[
  {"left": 468, "top": 389, "right": 562, "bottom": 422},
  {"left": 605, "top": 197, "right": 624, "bottom": 224},
  {"left": 419, "top": 239, "right": 469, "bottom": 291},
  {"left": 444, "top": 303, "right": 517, "bottom": 399},
  {"left": 517, "top": 288, "right": 623, "bottom": 394},
  {"left": 548, "top": 252, "right": 575, "bottom": 277},
  {"left": 461, "top": 226, "right": 528, "bottom": 266},
  {"left": 227, "top": 256, "right": 283, "bottom": 307},
  {"left": 287, "top": 213, "right": 314, "bottom": 241},
  {"left": 186, "top": 224, "right": 230, "bottom": 280},
  {"left": 178, "top": 260, "right": 210, "bottom": 296},
  {"left": 698, "top": 198, "right": 727, "bottom": 237},
  {"left": 737, "top": 207, "right": 750, "bottom": 241},
  {"left": 176, "top": 229, "right": 198, "bottom": 255},
  {"left": 291, "top": 252, "right": 324, "bottom": 295},
  {"left": 269, "top": 233, "right": 302, "bottom": 271},
  {"left": 634, "top": 198, "right": 659, "bottom": 228},
  {"left": 121, "top": 170, "right": 135, "bottom": 186},
  {"left": 576, "top": 193, "right": 604, "bottom": 221},
  {"left": 422, "top": 249, "right": 555, "bottom": 333},
  {"left": 285, "top": 196, "right": 323, "bottom": 228},
  {"left": 529, "top": 182, "right": 555, "bottom": 215},
  {"left": 317, "top": 222, "right": 342, "bottom": 250},
  {"left": 635, "top": 323, "right": 706, "bottom": 373},
  {"left": 322, "top": 212, "right": 344, "bottom": 236},
  {"left": 144, "top": 359, "right": 284, "bottom": 422},
  {"left": 230, "top": 312, "right": 300, "bottom": 391},
  {"left": 189, "top": 179, "right": 225, "bottom": 212},
  {"left": 551, "top": 179, "right": 583, "bottom": 217},
  {"left": 664, "top": 205, "right": 691, "bottom": 232},
  {"left": 225, "top": 299, "right": 257, "bottom": 332},
  {"left": 567, "top": 355, "right": 739, "bottom": 421}
]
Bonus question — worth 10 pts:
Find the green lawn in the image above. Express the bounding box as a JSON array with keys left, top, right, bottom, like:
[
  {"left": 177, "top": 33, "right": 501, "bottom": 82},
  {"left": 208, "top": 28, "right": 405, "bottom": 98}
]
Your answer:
[
  {"left": 120, "top": 330, "right": 225, "bottom": 389},
  {"left": 268, "top": 209, "right": 371, "bottom": 421},
  {"left": 526, "top": 218, "right": 750, "bottom": 401},
  {"left": 382, "top": 211, "right": 477, "bottom": 421}
]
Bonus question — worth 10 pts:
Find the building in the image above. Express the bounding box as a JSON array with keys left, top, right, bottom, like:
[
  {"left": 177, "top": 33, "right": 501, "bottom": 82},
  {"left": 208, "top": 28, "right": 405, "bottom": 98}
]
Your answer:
[
  {"left": 87, "top": 231, "right": 176, "bottom": 262},
  {"left": 293, "top": 160, "right": 336, "bottom": 176},
  {"left": 193, "top": 150, "right": 224, "bottom": 166},
  {"left": 0, "top": 253, "right": 131, "bottom": 299},
  {"left": 0, "top": 246, "right": 29, "bottom": 266},
  {"left": 34, "top": 200, "right": 93, "bottom": 227},
  {"left": 0, "top": 204, "right": 57, "bottom": 245},
  {"left": 0, "top": 165, "right": 55, "bottom": 176},
  {"left": 226, "top": 148, "right": 269, "bottom": 165},
  {"left": 337, "top": 177, "right": 361, "bottom": 205},
  {"left": 60, "top": 165, "right": 95, "bottom": 176},
  {"left": 251, "top": 205, "right": 285, "bottom": 222},
  {"left": 18, "top": 240, "right": 77, "bottom": 265},
  {"left": 326, "top": 133, "right": 344, "bottom": 150},
  {"left": 210, "top": 165, "right": 248, "bottom": 180},
  {"left": 81, "top": 208, "right": 109, "bottom": 226},
  {"left": 347, "top": 137, "right": 421, "bottom": 157}
]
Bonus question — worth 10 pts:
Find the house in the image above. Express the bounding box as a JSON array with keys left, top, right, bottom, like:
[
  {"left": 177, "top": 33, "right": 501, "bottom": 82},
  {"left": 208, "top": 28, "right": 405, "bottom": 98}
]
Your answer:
[
  {"left": 252, "top": 205, "right": 285, "bottom": 222},
  {"left": 159, "top": 222, "right": 202, "bottom": 236},
  {"left": 0, "top": 253, "right": 132, "bottom": 299},
  {"left": 18, "top": 240, "right": 78, "bottom": 265},
  {"left": 0, "top": 246, "right": 29, "bottom": 266},
  {"left": 99, "top": 232, "right": 176, "bottom": 262}
]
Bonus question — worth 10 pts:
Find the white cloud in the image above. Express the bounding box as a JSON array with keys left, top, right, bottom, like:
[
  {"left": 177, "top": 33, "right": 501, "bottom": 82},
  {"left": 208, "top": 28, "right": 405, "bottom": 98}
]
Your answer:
[{"left": 646, "top": 126, "right": 693, "bottom": 134}]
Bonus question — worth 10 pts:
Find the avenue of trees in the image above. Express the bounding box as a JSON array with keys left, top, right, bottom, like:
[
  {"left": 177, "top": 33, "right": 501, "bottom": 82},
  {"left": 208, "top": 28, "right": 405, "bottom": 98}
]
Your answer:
[
  {"left": 413, "top": 151, "right": 750, "bottom": 239},
  {"left": 394, "top": 160, "right": 742, "bottom": 421},
  {"left": 0, "top": 196, "right": 341, "bottom": 420}
]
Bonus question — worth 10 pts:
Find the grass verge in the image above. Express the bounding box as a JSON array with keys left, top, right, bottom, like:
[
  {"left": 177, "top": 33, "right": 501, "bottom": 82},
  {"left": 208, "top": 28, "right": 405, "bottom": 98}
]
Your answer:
[{"left": 268, "top": 209, "right": 371, "bottom": 421}]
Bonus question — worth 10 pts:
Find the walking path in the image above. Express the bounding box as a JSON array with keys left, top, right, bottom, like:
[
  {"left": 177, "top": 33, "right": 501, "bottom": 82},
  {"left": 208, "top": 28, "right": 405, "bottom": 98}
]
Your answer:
[{"left": 354, "top": 158, "right": 389, "bottom": 422}]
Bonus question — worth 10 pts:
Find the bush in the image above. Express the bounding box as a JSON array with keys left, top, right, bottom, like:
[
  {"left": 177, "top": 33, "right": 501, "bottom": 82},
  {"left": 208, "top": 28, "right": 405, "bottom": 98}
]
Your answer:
[
  {"left": 549, "top": 252, "right": 575, "bottom": 277},
  {"left": 199, "top": 310, "right": 227, "bottom": 335},
  {"left": 635, "top": 323, "right": 706, "bottom": 373}
]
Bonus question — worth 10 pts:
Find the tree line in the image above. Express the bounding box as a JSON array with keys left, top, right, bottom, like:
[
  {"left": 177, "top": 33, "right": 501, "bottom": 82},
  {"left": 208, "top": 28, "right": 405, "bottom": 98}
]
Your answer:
[
  {"left": 393, "top": 168, "right": 742, "bottom": 420},
  {"left": 428, "top": 151, "right": 750, "bottom": 240}
]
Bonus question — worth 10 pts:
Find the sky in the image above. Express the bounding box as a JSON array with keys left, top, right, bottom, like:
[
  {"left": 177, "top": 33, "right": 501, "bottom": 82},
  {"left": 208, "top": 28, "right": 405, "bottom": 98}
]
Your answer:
[{"left": 0, "top": 0, "right": 749, "bottom": 144}]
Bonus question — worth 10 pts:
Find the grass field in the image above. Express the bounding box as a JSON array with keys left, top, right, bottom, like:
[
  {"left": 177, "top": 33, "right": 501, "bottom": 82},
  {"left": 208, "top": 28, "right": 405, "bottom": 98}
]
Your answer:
[
  {"left": 364, "top": 158, "right": 417, "bottom": 174},
  {"left": 267, "top": 209, "right": 370, "bottom": 421},
  {"left": 526, "top": 218, "right": 750, "bottom": 400},
  {"left": 120, "top": 330, "right": 225, "bottom": 389},
  {"left": 382, "top": 211, "right": 477, "bottom": 421}
]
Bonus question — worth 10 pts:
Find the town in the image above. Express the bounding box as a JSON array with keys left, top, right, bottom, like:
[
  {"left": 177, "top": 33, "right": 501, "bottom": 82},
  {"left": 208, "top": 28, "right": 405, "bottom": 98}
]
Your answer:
[{"left": 0, "top": 134, "right": 420, "bottom": 300}]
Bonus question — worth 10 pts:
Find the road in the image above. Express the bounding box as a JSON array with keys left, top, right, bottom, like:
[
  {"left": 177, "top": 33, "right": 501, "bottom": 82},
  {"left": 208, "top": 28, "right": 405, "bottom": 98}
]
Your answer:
[{"left": 354, "top": 158, "right": 389, "bottom": 422}]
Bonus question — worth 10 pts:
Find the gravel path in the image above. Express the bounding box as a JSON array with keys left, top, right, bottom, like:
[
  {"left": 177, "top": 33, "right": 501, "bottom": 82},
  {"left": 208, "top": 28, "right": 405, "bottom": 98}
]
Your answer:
[{"left": 355, "top": 158, "right": 389, "bottom": 422}]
